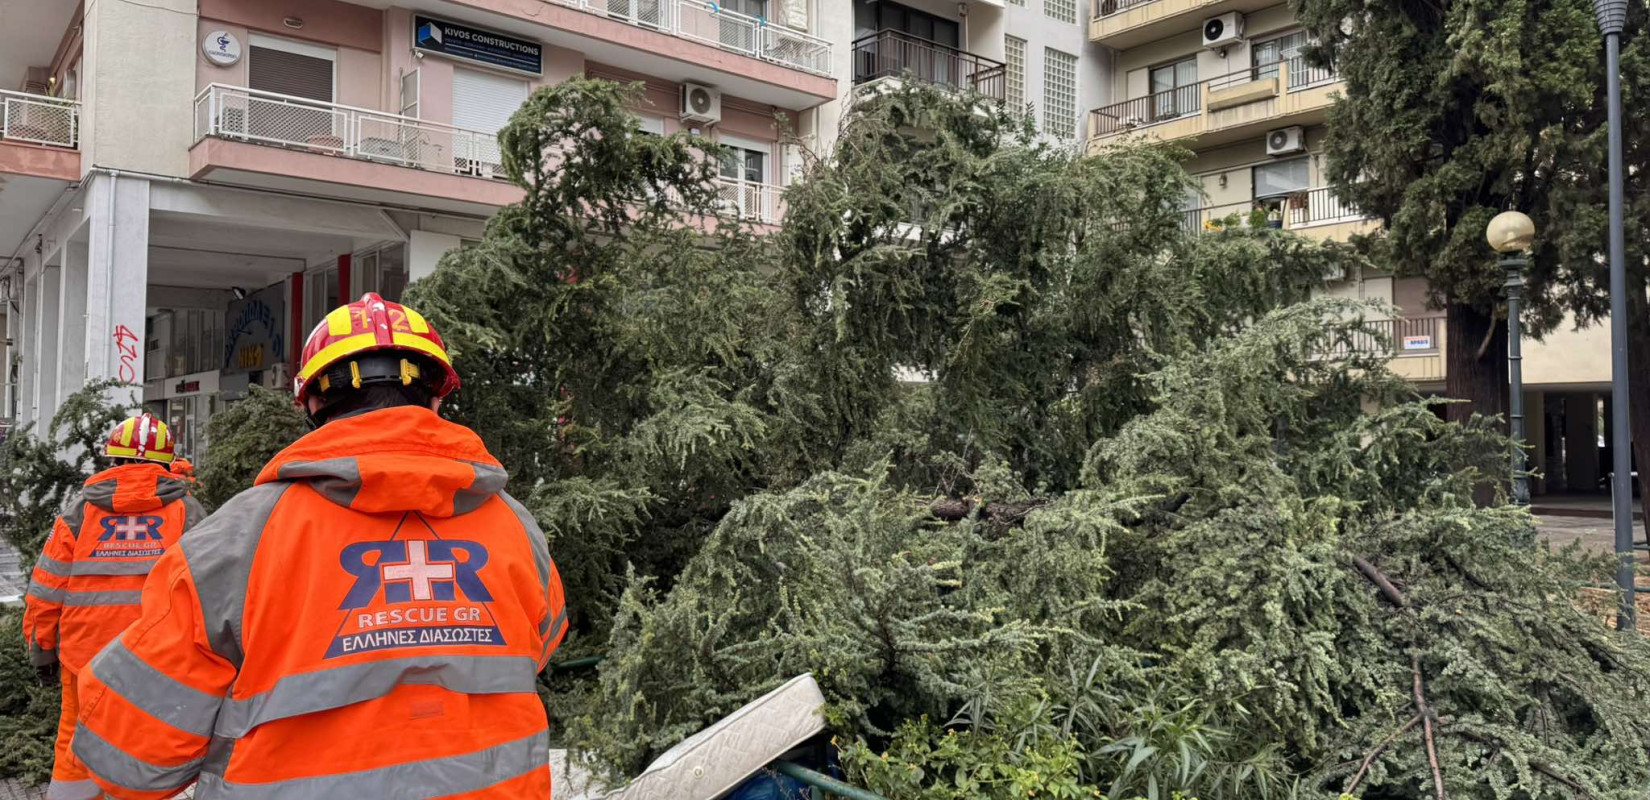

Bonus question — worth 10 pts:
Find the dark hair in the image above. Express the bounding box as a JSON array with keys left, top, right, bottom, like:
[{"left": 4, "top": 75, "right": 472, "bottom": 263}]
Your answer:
[{"left": 311, "top": 383, "right": 433, "bottom": 426}]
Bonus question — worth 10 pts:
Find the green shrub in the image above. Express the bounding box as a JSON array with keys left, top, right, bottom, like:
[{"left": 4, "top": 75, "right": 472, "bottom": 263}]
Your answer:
[
  {"left": 0, "top": 611, "right": 60, "bottom": 784},
  {"left": 196, "top": 385, "right": 309, "bottom": 511}
]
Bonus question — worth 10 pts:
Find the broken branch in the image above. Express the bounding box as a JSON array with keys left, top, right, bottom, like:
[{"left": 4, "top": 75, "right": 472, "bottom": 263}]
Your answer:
[
  {"left": 1352, "top": 556, "right": 1409, "bottom": 608},
  {"left": 1345, "top": 713, "right": 1422, "bottom": 794},
  {"left": 1412, "top": 655, "right": 1445, "bottom": 800}
]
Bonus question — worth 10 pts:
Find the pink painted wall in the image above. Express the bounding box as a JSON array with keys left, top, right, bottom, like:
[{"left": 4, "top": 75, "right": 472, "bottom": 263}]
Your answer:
[
  {"left": 382, "top": 6, "right": 580, "bottom": 126},
  {"left": 196, "top": 20, "right": 249, "bottom": 92},
  {"left": 196, "top": 17, "right": 382, "bottom": 110},
  {"left": 199, "top": 0, "right": 383, "bottom": 52},
  {"left": 586, "top": 61, "right": 783, "bottom": 178},
  {"left": 0, "top": 141, "right": 80, "bottom": 182}
]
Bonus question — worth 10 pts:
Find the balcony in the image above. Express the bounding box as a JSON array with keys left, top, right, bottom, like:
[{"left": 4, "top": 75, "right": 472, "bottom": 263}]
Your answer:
[
  {"left": 191, "top": 84, "right": 789, "bottom": 226},
  {"left": 1178, "top": 187, "right": 1375, "bottom": 240},
  {"left": 549, "top": 0, "right": 833, "bottom": 76},
  {"left": 1322, "top": 316, "right": 1446, "bottom": 383},
  {"left": 1088, "top": 57, "right": 1340, "bottom": 149},
  {"left": 441, "top": 0, "right": 836, "bottom": 108},
  {"left": 851, "top": 30, "right": 1007, "bottom": 101},
  {"left": 0, "top": 90, "right": 79, "bottom": 182},
  {"left": 1089, "top": 0, "right": 1284, "bottom": 49}
]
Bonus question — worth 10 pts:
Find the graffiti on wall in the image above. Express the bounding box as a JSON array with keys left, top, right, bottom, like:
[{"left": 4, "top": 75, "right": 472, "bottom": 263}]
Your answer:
[{"left": 112, "top": 325, "right": 140, "bottom": 383}]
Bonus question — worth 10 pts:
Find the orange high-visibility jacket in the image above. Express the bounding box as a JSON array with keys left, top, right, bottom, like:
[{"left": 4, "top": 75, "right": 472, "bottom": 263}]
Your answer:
[
  {"left": 74, "top": 406, "right": 567, "bottom": 800},
  {"left": 23, "top": 463, "right": 207, "bottom": 671}
]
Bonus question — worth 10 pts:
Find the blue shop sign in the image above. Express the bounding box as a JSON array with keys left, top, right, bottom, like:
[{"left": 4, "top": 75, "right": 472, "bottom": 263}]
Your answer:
[{"left": 414, "top": 15, "right": 542, "bottom": 76}]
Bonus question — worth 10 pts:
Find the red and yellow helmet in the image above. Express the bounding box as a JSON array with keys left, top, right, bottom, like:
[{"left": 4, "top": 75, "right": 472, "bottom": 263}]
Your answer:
[
  {"left": 103, "top": 413, "right": 177, "bottom": 464},
  {"left": 294, "top": 292, "right": 460, "bottom": 401}
]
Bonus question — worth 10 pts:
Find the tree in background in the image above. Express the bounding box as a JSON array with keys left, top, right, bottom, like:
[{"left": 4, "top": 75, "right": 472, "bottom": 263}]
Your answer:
[
  {"left": 0, "top": 380, "right": 132, "bottom": 560},
  {"left": 195, "top": 385, "right": 310, "bottom": 511},
  {"left": 1294, "top": 0, "right": 1650, "bottom": 514}
]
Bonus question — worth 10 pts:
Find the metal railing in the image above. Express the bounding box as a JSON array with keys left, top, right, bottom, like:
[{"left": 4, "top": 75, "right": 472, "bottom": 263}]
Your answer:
[
  {"left": 852, "top": 30, "right": 1007, "bottom": 101},
  {"left": 194, "top": 84, "right": 508, "bottom": 179},
  {"left": 1089, "top": 83, "right": 1200, "bottom": 136},
  {"left": 1090, "top": 58, "right": 1340, "bottom": 136},
  {"left": 1322, "top": 317, "right": 1442, "bottom": 360},
  {"left": 1, "top": 90, "right": 78, "bottom": 149},
  {"left": 548, "top": 0, "right": 832, "bottom": 76},
  {"left": 1285, "top": 187, "right": 1360, "bottom": 227},
  {"left": 1094, "top": 0, "right": 1159, "bottom": 17},
  {"left": 1284, "top": 54, "right": 1338, "bottom": 92},
  {"left": 713, "top": 177, "right": 785, "bottom": 224}
]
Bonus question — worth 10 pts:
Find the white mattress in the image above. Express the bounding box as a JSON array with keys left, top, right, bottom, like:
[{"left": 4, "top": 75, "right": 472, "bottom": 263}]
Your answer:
[{"left": 607, "top": 674, "right": 827, "bottom": 800}]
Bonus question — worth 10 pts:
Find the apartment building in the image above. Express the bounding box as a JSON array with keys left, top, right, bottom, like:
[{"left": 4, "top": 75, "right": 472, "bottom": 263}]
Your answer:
[
  {"left": 0, "top": 0, "right": 836, "bottom": 454},
  {"left": 809, "top": 0, "right": 1109, "bottom": 152},
  {"left": 1084, "top": 0, "right": 1623, "bottom": 497}
]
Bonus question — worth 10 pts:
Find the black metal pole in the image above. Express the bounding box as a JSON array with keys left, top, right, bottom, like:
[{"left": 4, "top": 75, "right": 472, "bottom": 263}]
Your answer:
[
  {"left": 1597, "top": 10, "right": 1636, "bottom": 630},
  {"left": 1505, "top": 257, "right": 1529, "bottom": 506}
]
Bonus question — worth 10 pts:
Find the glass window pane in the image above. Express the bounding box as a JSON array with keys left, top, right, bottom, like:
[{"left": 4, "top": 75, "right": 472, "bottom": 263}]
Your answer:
[{"left": 1253, "top": 158, "right": 1310, "bottom": 197}]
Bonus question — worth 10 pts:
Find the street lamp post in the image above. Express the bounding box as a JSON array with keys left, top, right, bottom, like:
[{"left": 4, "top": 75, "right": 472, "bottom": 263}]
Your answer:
[
  {"left": 1593, "top": 0, "right": 1636, "bottom": 632},
  {"left": 1488, "top": 211, "right": 1534, "bottom": 507}
]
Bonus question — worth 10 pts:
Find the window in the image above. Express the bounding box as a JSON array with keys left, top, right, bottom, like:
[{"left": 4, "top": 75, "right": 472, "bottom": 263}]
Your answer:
[
  {"left": 1044, "top": 0, "right": 1076, "bottom": 24},
  {"left": 718, "top": 136, "right": 773, "bottom": 220},
  {"left": 304, "top": 265, "right": 340, "bottom": 336},
  {"left": 1252, "top": 30, "right": 1307, "bottom": 81},
  {"left": 1252, "top": 157, "right": 1309, "bottom": 199},
  {"left": 1005, "top": 36, "right": 1027, "bottom": 113},
  {"left": 1007, "top": 0, "right": 1025, "bottom": 6},
  {"left": 1148, "top": 57, "right": 1197, "bottom": 121},
  {"left": 247, "top": 35, "right": 337, "bottom": 145},
  {"left": 638, "top": 115, "right": 667, "bottom": 136},
  {"left": 400, "top": 69, "right": 421, "bottom": 118},
  {"left": 1043, "top": 48, "right": 1078, "bottom": 139},
  {"left": 718, "top": 0, "right": 768, "bottom": 50},
  {"left": 452, "top": 67, "right": 530, "bottom": 176}
]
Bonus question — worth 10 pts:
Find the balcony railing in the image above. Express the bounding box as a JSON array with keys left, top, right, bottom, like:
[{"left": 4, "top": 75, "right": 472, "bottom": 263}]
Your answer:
[
  {"left": 1322, "top": 317, "right": 1442, "bottom": 360},
  {"left": 1, "top": 90, "right": 78, "bottom": 149},
  {"left": 195, "top": 84, "right": 791, "bottom": 224},
  {"left": 1285, "top": 187, "right": 1361, "bottom": 227},
  {"left": 851, "top": 30, "right": 1007, "bottom": 101},
  {"left": 1178, "top": 189, "right": 1364, "bottom": 233},
  {"left": 1093, "top": 0, "right": 1158, "bottom": 17},
  {"left": 1090, "top": 58, "right": 1340, "bottom": 136},
  {"left": 713, "top": 178, "right": 785, "bottom": 224},
  {"left": 194, "top": 84, "right": 510, "bottom": 179},
  {"left": 548, "top": 0, "right": 832, "bottom": 76}
]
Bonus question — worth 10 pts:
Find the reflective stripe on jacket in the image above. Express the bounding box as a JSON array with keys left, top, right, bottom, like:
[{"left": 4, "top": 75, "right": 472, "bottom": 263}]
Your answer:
[
  {"left": 22, "top": 463, "right": 205, "bottom": 670},
  {"left": 75, "top": 406, "right": 567, "bottom": 800}
]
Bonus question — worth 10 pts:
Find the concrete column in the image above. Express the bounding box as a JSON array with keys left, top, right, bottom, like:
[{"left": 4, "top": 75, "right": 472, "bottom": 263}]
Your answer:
[
  {"left": 408, "top": 230, "right": 460, "bottom": 283},
  {"left": 20, "top": 272, "right": 39, "bottom": 428},
  {"left": 34, "top": 265, "right": 62, "bottom": 428},
  {"left": 4, "top": 282, "right": 18, "bottom": 423},
  {"left": 57, "top": 239, "right": 89, "bottom": 414},
  {"left": 84, "top": 173, "right": 151, "bottom": 408}
]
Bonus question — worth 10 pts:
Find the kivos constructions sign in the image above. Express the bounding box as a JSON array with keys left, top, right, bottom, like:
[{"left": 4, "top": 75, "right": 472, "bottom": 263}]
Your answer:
[{"left": 414, "top": 15, "right": 543, "bottom": 76}]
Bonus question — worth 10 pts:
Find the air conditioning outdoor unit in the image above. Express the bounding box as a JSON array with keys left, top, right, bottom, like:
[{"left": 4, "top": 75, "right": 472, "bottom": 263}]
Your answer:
[
  {"left": 1266, "top": 125, "right": 1306, "bottom": 156},
  {"left": 681, "top": 83, "right": 722, "bottom": 125},
  {"left": 1202, "top": 12, "right": 1245, "bottom": 49}
]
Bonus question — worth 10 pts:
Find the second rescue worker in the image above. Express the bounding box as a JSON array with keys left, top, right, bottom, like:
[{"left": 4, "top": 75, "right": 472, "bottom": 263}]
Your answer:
[{"left": 74, "top": 293, "right": 568, "bottom": 799}]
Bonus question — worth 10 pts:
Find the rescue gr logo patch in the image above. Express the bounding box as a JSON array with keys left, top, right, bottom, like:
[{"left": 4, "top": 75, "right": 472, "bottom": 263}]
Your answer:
[
  {"left": 326, "top": 523, "right": 507, "bottom": 659},
  {"left": 90, "top": 515, "right": 166, "bottom": 558}
]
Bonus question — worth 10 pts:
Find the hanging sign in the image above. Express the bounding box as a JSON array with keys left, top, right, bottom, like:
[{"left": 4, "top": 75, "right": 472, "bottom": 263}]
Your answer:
[
  {"left": 413, "top": 15, "right": 542, "bottom": 76},
  {"left": 1402, "top": 334, "right": 1434, "bottom": 351}
]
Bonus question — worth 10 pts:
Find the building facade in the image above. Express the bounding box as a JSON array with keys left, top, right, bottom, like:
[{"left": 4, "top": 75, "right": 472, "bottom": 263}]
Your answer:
[
  {"left": 810, "top": 0, "right": 1110, "bottom": 153},
  {"left": 1083, "top": 0, "right": 1624, "bottom": 498},
  {"left": 1, "top": 0, "right": 837, "bottom": 455}
]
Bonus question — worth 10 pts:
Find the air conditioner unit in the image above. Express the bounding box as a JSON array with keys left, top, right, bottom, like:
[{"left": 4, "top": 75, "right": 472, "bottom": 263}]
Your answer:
[
  {"left": 681, "top": 83, "right": 722, "bottom": 125},
  {"left": 1202, "top": 12, "right": 1245, "bottom": 49},
  {"left": 1266, "top": 125, "right": 1306, "bottom": 156}
]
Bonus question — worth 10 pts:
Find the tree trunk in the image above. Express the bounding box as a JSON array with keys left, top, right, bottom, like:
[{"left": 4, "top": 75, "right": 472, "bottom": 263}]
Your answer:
[
  {"left": 1627, "top": 278, "right": 1650, "bottom": 547},
  {"left": 1446, "top": 302, "right": 1510, "bottom": 505}
]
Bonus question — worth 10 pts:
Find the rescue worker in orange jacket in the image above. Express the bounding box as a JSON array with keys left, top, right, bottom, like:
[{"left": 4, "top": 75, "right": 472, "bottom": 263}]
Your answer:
[
  {"left": 24, "top": 414, "right": 206, "bottom": 800},
  {"left": 74, "top": 292, "right": 567, "bottom": 800}
]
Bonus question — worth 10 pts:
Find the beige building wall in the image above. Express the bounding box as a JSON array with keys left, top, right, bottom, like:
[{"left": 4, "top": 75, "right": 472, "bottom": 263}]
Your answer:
[
  {"left": 1526, "top": 321, "right": 1612, "bottom": 387},
  {"left": 1113, "top": 2, "right": 1297, "bottom": 100},
  {"left": 83, "top": 0, "right": 198, "bottom": 177}
]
